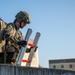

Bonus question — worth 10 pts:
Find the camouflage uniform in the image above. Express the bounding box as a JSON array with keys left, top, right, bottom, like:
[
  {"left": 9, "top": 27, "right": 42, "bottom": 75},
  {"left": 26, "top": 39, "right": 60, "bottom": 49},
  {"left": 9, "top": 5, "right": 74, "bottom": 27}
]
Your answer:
[{"left": 3, "top": 23, "right": 24, "bottom": 63}]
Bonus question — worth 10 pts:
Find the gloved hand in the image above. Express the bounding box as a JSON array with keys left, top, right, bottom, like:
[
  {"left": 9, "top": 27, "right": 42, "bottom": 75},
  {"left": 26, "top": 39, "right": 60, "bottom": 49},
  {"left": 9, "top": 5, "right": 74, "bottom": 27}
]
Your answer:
[
  {"left": 17, "top": 40, "right": 27, "bottom": 47},
  {"left": 5, "top": 33, "right": 10, "bottom": 38}
]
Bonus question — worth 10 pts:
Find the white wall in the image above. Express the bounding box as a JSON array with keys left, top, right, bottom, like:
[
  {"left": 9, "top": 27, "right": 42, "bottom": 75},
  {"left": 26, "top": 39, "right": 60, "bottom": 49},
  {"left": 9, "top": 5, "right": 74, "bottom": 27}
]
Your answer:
[{"left": 21, "top": 39, "right": 39, "bottom": 67}]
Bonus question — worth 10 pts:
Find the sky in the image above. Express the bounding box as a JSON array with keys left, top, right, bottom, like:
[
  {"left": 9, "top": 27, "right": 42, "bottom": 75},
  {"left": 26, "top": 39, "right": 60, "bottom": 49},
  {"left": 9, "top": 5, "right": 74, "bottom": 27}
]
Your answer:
[{"left": 0, "top": 0, "right": 75, "bottom": 68}]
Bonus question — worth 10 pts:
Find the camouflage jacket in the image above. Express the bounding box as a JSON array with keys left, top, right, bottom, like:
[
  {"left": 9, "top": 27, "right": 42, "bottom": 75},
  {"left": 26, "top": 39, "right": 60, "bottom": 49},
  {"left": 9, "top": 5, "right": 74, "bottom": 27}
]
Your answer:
[{"left": 3, "top": 23, "right": 24, "bottom": 52}]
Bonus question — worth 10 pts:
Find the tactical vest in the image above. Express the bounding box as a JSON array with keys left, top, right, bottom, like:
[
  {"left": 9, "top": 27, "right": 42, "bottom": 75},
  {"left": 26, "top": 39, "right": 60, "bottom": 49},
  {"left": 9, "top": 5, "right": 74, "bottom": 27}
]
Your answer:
[{"left": 5, "top": 23, "right": 24, "bottom": 52}]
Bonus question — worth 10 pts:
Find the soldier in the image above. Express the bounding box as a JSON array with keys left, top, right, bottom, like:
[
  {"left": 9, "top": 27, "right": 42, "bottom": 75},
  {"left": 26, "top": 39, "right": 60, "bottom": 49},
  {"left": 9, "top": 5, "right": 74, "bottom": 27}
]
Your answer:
[{"left": 3, "top": 11, "right": 31, "bottom": 64}]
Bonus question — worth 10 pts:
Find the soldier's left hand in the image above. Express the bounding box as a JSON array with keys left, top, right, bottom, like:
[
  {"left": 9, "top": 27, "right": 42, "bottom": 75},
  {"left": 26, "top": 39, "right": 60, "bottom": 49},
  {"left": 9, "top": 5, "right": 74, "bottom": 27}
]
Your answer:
[
  {"left": 17, "top": 40, "right": 27, "bottom": 47},
  {"left": 5, "top": 33, "right": 10, "bottom": 38}
]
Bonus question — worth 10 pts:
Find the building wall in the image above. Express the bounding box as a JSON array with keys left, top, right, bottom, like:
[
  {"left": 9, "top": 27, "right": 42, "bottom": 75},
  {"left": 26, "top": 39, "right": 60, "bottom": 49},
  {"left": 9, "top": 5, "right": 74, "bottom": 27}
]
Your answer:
[
  {"left": 21, "top": 39, "right": 39, "bottom": 67},
  {"left": 0, "top": 64, "right": 75, "bottom": 75},
  {"left": 49, "top": 63, "right": 75, "bottom": 71},
  {"left": 49, "top": 59, "right": 75, "bottom": 71}
]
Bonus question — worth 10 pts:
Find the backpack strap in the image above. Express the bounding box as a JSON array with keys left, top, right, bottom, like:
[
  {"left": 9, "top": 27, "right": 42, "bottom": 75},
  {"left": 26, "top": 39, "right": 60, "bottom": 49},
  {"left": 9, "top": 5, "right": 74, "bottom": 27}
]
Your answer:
[{"left": 0, "top": 18, "right": 6, "bottom": 31}]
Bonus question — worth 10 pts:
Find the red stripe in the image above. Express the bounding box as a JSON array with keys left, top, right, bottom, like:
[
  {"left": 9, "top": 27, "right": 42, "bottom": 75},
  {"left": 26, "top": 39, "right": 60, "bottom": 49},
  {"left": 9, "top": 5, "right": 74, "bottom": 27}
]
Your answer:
[
  {"left": 22, "top": 60, "right": 30, "bottom": 63},
  {"left": 28, "top": 43, "right": 35, "bottom": 47}
]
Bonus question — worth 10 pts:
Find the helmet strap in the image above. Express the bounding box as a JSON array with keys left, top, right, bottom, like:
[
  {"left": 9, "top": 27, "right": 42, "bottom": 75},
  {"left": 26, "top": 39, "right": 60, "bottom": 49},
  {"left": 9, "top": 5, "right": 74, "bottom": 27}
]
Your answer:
[{"left": 19, "top": 21, "right": 23, "bottom": 28}]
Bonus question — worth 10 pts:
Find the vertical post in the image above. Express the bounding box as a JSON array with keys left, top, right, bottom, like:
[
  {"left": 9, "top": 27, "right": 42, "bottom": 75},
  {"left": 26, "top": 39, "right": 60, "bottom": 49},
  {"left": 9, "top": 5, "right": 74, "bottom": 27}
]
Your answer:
[{"left": 4, "top": 44, "right": 6, "bottom": 64}]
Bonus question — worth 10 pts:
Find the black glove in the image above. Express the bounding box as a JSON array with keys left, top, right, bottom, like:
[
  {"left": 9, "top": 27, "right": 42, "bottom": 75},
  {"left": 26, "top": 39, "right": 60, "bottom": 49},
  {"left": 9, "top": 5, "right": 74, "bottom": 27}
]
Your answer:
[
  {"left": 17, "top": 40, "right": 27, "bottom": 47},
  {"left": 5, "top": 33, "right": 10, "bottom": 38}
]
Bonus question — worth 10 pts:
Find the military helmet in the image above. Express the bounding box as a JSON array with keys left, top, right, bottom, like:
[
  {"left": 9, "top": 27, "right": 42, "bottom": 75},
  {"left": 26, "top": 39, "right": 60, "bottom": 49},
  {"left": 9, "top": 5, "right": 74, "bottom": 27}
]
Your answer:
[{"left": 15, "top": 11, "right": 30, "bottom": 24}]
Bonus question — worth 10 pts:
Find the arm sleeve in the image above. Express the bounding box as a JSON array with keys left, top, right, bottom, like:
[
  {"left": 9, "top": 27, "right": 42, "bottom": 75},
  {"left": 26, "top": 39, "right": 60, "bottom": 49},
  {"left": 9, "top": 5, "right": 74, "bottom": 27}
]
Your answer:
[
  {"left": 14, "top": 30, "right": 24, "bottom": 42},
  {"left": 3, "top": 24, "right": 14, "bottom": 39}
]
